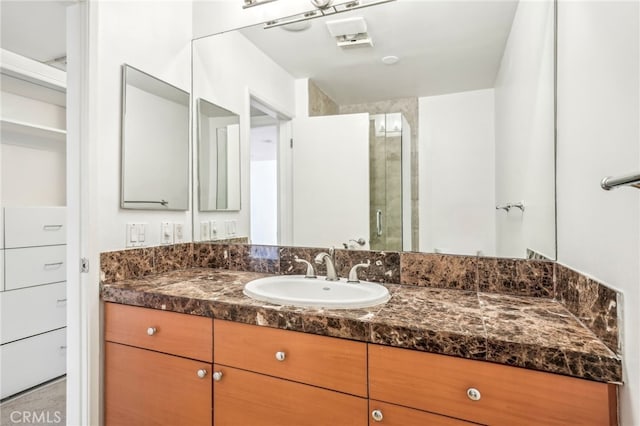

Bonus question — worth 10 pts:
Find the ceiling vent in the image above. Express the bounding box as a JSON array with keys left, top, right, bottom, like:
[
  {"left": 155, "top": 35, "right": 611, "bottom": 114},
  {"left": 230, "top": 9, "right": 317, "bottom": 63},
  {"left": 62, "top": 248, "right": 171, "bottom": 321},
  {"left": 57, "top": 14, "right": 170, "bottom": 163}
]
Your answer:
[{"left": 325, "top": 17, "right": 373, "bottom": 48}]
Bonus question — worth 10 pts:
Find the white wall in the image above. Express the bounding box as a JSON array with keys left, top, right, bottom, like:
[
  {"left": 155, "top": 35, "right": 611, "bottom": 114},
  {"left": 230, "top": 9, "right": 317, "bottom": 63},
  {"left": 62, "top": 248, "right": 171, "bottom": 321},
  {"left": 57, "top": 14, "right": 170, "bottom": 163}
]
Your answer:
[
  {"left": 192, "top": 31, "right": 296, "bottom": 242},
  {"left": 419, "top": 89, "right": 496, "bottom": 256},
  {"left": 557, "top": 2, "right": 640, "bottom": 425},
  {"left": 494, "top": 0, "right": 555, "bottom": 259},
  {"left": 95, "top": 1, "right": 193, "bottom": 251}
]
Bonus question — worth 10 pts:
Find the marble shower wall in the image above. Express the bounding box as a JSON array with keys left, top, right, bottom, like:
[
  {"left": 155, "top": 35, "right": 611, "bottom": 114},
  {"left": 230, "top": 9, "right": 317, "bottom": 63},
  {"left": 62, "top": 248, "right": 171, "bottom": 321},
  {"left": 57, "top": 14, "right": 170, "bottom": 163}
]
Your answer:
[
  {"left": 100, "top": 242, "right": 620, "bottom": 353},
  {"left": 308, "top": 79, "right": 339, "bottom": 116}
]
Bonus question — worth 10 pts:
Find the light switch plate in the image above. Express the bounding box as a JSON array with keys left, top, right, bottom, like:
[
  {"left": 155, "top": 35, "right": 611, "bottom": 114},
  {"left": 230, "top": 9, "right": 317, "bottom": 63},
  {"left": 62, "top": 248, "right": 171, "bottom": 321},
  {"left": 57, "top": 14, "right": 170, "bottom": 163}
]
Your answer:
[{"left": 126, "top": 223, "right": 146, "bottom": 248}]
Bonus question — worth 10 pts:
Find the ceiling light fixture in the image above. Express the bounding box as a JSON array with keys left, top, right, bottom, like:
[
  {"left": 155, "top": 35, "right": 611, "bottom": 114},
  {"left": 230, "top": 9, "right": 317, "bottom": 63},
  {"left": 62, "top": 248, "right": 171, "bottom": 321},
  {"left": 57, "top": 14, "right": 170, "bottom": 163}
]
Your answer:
[
  {"left": 243, "top": 0, "right": 278, "bottom": 9},
  {"left": 381, "top": 55, "right": 399, "bottom": 65},
  {"left": 263, "top": 0, "right": 395, "bottom": 30}
]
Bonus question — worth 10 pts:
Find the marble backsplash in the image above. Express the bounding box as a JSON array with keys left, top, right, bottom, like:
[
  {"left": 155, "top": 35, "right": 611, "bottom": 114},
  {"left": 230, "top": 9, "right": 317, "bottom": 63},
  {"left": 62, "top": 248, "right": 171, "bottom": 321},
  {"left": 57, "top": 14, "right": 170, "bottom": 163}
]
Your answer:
[{"left": 100, "top": 242, "right": 620, "bottom": 354}]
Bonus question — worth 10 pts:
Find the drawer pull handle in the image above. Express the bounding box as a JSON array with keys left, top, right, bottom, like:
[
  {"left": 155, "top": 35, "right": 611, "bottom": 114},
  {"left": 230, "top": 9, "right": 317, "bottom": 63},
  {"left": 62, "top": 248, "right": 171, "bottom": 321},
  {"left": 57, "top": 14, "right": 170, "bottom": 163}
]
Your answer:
[
  {"left": 147, "top": 327, "right": 157, "bottom": 336},
  {"left": 197, "top": 369, "right": 207, "bottom": 379},
  {"left": 60, "top": 345, "right": 67, "bottom": 350},
  {"left": 467, "top": 388, "right": 481, "bottom": 401},
  {"left": 56, "top": 299, "right": 67, "bottom": 304},
  {"left": 43, "top": 225, "right": 63, "bottom": 230},
  {"left": 371, "top": 410, "right": 383, "bottom": 422},
  {"left": 213, "top": 371, "right": 223, "bottom": 382},
  {"left": 44, "top": 262, "right": 64, "bottom": 268},
  {"left": 275, "top": 351, "right": 286, "bottom": 361}
]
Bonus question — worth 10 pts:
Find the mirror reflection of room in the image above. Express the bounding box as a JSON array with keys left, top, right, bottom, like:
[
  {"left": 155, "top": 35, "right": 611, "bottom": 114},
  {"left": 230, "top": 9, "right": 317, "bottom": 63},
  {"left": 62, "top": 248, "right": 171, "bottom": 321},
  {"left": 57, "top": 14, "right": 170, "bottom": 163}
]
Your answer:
[{"left": 192, "top": 0, "right": 555, "bottom": 260}]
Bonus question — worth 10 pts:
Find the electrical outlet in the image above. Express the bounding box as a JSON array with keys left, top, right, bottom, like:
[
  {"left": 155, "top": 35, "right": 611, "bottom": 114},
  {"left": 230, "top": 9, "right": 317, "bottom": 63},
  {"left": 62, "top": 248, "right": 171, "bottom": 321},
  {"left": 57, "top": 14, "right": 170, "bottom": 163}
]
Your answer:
[
  {"left": 174, "top": 223, "right": 184, "bottom": 243},
  {"left": 161, "top": 221, "right": 173, "bottom": 245},
  {"left": 200, "top": 221, "right": 210, "bottom": 241},
  {"left": 209, "top": 221, "right": 217, "bottom": 240}
]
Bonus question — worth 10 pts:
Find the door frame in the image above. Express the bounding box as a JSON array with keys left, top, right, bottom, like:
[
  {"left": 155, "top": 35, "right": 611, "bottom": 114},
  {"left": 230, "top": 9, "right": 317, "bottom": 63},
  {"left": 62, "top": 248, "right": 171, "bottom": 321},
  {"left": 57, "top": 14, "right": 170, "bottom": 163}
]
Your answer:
[{"left": 66, "top": 2, "right": 101, "bottom": 425}]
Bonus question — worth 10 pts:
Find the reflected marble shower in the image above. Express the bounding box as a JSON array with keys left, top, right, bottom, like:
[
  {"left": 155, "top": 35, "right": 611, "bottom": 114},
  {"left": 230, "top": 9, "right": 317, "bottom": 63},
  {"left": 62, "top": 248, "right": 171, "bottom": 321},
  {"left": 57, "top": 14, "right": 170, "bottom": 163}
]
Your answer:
[{"left": 369, "top": 113, "right": 406, "bottom": 251}]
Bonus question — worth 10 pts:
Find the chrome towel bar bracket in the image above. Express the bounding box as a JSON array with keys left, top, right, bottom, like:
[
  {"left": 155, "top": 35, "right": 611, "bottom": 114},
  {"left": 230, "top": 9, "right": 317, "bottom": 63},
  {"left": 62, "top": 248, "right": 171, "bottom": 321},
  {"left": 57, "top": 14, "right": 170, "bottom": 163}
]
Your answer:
[{"left": 601, "top": 172, "right": 640, "bottom": 190}]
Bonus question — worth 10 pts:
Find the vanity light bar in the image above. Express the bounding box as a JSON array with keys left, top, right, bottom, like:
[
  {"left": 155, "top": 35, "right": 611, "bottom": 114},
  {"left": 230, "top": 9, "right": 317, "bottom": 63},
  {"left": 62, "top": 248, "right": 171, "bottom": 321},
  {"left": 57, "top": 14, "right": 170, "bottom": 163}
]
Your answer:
[
  {"left": 243, "top": 0, "right": 278, "bottom": 9},
  {"left": 263, "top": 0, "right": 396, "bottom": 29}
]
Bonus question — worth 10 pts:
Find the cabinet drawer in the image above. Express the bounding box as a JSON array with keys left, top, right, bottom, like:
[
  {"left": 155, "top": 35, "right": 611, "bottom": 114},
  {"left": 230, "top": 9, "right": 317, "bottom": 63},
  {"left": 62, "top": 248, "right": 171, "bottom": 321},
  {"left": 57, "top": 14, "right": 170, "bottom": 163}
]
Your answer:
[
  {"left": 213, "top": 364, "right": 368, "bottom": 426},
  {"left": 4, "top": 206, "right": 66, "bottom": 248},
  {"left": 104, "top": 303, "right": 212, "bottom": 362},
  {"left": 5, "top": 245, "right": 66, "bottom": 290},
  {"left": 0, "top": 282, "right": 66, "bottom": 344},
  {"left": 368, "top": 400, "right": 483, "bottom": 426},
  {"left": 105, "top": 342, "right": 212, "bottom": 426},
  {"left": 214, "top": 320, "right": 367, "bottom": 397},
  {"left": 0, "top": 328, "right": 66, "bottom": 399},
  {"left": 369, "top": 345, "right": 617, "bottom": 426}
]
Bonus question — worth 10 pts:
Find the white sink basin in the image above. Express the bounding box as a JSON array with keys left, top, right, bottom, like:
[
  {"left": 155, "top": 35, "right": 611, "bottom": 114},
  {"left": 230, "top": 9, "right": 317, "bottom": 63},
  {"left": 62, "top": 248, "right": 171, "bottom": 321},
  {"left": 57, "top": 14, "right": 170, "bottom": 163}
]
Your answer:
[{"left": 243, "top": 275, "right": 390, "bottom": 309}]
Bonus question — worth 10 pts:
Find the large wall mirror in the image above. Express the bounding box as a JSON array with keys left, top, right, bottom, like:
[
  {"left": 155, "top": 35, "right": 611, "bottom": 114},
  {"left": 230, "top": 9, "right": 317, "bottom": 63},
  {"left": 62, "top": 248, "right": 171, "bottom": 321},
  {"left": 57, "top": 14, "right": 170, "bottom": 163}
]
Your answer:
[
  {"left": 197, "top": 98, "right": 241, "bottom": 211},
  {"left": 121, "top": 64, "right": 190, "bottom": 210},
  {"left": 192, "top": 0, "right": 556, "bottom": 259}
]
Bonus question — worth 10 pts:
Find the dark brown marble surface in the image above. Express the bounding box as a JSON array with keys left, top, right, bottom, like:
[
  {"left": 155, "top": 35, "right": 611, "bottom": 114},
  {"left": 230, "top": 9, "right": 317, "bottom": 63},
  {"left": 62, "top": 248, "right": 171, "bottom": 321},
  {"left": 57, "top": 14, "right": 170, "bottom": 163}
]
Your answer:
[
  {"left": 555, "top": 264, "right": 619, "bottom": 353},
  {"left": 101, "top": 268, "right": 621, "bottom": 384}
]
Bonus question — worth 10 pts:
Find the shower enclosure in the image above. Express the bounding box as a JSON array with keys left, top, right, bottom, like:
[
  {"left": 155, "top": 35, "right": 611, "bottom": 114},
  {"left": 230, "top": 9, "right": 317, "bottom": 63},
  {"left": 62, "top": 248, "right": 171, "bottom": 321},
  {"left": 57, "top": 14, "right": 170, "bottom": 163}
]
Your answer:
[{"left": 369, "top": 113, "right": 411, "bottom": 251}]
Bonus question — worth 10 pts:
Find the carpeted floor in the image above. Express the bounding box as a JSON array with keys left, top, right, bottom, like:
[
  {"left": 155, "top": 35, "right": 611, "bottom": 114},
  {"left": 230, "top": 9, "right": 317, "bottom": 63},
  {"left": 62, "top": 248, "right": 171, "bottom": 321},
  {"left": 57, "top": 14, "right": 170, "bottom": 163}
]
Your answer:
[{"left": 0, "top": 377, "right": 66, "bottom": 426}]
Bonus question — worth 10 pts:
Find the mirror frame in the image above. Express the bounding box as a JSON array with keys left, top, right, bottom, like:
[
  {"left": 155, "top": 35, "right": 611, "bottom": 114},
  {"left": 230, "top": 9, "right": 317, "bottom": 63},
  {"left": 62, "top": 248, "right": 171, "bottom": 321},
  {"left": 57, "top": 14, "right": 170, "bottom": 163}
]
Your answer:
[{"left": 120, "top": 64, "right": 190, "bottom": 211}]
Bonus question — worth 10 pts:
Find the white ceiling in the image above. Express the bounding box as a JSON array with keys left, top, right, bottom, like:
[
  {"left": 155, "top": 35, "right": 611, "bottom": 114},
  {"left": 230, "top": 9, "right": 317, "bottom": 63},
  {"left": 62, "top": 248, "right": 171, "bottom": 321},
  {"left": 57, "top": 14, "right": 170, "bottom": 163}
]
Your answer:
[
  {"left": 240, "top": 0, "right": 518, "bottom": 105},
  {"left": 1, "top": 1, "right": 69, "bottom": 67},
  {"left": 1, "top": 0, "right": 518, "bottom": 105}
]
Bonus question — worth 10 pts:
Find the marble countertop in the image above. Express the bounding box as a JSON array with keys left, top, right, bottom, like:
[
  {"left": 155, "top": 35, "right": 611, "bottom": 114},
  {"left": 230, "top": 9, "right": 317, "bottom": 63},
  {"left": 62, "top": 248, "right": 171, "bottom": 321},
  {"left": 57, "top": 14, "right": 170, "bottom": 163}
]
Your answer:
[{"left": 101, "top": 268, "right": 622, "bottom": 384}]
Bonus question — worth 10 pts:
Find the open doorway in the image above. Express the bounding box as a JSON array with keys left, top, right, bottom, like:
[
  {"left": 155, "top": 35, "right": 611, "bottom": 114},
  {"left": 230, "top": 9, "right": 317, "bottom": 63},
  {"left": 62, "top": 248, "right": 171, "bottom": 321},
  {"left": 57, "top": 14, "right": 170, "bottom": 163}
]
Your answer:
[{"left": 0, "top": 1, "right": 69, "bottom": 423}]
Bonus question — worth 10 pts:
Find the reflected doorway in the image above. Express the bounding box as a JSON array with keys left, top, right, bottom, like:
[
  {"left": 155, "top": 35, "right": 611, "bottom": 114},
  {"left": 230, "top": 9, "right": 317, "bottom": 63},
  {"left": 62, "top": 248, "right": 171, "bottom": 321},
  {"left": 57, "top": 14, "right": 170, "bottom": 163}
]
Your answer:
[{"left": 249, "top": 98, "right": 291, "bottom": 246}]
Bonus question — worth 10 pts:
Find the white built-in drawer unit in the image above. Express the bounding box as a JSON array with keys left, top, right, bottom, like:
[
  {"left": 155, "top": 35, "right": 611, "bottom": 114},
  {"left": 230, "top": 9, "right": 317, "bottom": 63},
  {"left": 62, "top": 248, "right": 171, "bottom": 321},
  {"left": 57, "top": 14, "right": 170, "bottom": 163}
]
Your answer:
[
  {"left": 4, "top": 245, "right": 66, "bottom": 291},
  {"left": 0, "top": 328, "right": 67, "bottom": 399},
  {"left": 0, "top": 282, "right": 66, "bottom": 344},
  {"left": 4, "top": 206, "right": 66, "bottom": 248}
]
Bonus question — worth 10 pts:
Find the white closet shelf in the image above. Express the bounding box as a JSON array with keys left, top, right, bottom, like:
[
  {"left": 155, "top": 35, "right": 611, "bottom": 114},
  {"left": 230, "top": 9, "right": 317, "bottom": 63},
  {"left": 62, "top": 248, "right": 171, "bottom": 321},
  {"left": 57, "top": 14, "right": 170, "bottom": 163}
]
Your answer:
[{"left": 1, "top": 118, "right": 66, "bottom": 144}]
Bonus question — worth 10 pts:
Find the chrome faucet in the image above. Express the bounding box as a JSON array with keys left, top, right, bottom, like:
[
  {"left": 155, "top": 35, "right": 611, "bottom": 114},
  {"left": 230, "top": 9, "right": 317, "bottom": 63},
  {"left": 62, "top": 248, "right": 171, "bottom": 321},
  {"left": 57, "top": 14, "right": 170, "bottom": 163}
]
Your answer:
[
  {"left": 294, "top": 256, "right": 316, "bottom": 278},
  {"left": 314, "top": 247, "right": 339, "bottom": 281}
]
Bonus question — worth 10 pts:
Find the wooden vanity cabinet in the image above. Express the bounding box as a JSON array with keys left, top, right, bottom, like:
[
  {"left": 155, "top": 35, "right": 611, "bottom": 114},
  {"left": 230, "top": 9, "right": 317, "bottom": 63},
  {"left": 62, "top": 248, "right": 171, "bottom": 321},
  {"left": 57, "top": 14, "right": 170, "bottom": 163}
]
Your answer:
[
  {"left": 368, "top": 400, "right": 483, "bottom": 426},
  {"left": 369, "top": 344, "right": 618, "bottom": 426},
  {"left": 104, "top": 303, "right": 213, "bottom": 426},
  {"left": 213, "top": 319, "right": 368, "bottom": 425},
  {"left": 213, "top": 364, "right": 368, "bottom": 426},
  {"left": 103, "top": 304, "right": 617, "bottom": 426}
]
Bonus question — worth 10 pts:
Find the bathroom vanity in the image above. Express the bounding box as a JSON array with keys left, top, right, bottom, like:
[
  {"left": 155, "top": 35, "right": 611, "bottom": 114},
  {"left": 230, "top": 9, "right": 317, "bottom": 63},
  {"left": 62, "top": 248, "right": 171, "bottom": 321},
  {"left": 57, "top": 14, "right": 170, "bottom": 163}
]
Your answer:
[{"left": 102, "top": 268, "right": 620, "bottom": 426}]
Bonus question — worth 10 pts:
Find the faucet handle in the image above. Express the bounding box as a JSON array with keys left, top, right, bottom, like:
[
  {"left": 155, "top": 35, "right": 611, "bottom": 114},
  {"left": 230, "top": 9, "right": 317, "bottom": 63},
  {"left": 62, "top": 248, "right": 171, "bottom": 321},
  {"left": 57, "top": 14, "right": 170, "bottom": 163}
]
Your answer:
[
  {"left": 347, "top": 261, "right": 370, "bottom": 283},
  {"left": 294, "top": 256, "right": 316, "bottom": 278}
]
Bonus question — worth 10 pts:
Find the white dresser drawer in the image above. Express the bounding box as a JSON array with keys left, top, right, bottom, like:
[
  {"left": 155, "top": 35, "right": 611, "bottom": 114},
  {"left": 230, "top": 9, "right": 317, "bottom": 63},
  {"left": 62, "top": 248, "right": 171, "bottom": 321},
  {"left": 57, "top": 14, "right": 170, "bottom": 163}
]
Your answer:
[
  {"left": 0, "top": 282, "right": 66, "bottom": 344},
  {"left": 4, "top": 207, "right": 66, "bottom": 248},
  {"left": 0, "top": 328, "right": 66, "bottom": 399},
  {"left": 4, "top": 245, "right": 66, "bottom": 291}
]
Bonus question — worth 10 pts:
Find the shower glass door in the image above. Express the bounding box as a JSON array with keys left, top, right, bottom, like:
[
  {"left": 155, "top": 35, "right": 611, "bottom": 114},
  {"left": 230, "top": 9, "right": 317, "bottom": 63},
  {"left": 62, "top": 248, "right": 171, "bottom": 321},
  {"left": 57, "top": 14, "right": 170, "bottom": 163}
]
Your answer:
[{"left": 369, "top": 113, "right": 403, "bottom": 251}]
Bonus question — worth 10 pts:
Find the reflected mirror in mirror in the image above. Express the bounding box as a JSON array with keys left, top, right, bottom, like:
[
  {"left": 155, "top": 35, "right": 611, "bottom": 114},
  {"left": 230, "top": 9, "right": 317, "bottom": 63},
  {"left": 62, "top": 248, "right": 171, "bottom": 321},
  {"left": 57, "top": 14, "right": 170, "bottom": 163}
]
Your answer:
[
  {"left": 121, "top": 64, "right": 190, "bottom": 210},
  {"left": 197, "top": 98, "right": 241, "bottom": 211},
  {"left": 192, "top": 0, "right": 556, "bottom": 259}
]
